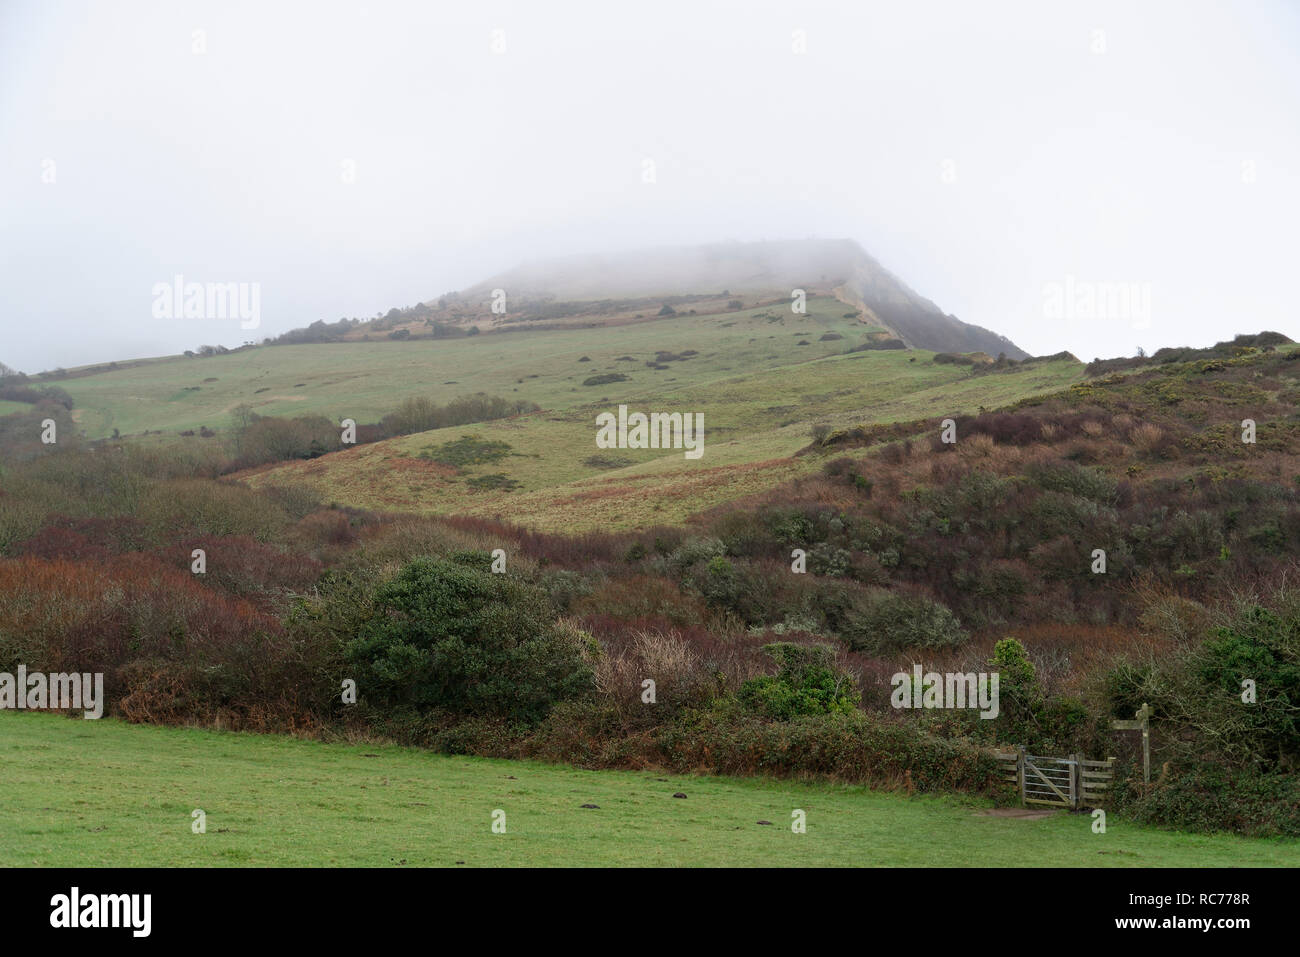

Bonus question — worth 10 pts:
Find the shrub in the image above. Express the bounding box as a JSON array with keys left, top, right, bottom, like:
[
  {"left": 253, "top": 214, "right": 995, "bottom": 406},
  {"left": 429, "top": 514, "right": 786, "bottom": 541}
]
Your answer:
[
  {"left": 419, "top": 435, "right": 512, "bottom": 469},
  {"left": 738, "top": 642, "right": 860, "bottom": 720},
  {"left": 837, "top": 589, "right": 968, "bottom": 654},
  {"left": 1113, "top": 765, "right": 1300, "bottom": 837},
  {"left": 380, "top": 393, "right": 536, "bottom": 437},
  {"left": 656, "top": 708, "right": 1004, "bottom": 794},
  {"left": 139, "top": 478, "right": 291, "bottom": 543},
  {"left": 1191, "top": 606, "right": 1299, "bottom": 770},
  {"left": 345, "top": 556, "right": 595, "bottom": 723},
  {"left": 582, "top": 373, "right": 628, "bottom": 387},
  {"left": 667, "top": 536, "right": 726, "bottom": 572},
  {"left": 987, "top": 637, "right": 1043, "bottom": 737},
  {"left": 232, "top": 413, "right": 339, "bottom": 467}
]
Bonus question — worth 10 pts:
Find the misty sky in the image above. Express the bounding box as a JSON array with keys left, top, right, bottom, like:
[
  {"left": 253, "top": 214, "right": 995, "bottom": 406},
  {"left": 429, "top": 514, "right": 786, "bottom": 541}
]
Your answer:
[{"left": 2, "top": 0, "right": 1298, "bottom": 372}]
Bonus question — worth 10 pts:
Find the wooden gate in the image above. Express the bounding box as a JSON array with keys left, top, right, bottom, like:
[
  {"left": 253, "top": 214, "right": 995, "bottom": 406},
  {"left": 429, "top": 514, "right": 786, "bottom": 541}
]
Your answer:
[
  {"left": 995, "top": 750, "right": 1114, "bottom": 809},
  {"left": 1022, "top": 754, "right": 1076, "bottom": 808}
]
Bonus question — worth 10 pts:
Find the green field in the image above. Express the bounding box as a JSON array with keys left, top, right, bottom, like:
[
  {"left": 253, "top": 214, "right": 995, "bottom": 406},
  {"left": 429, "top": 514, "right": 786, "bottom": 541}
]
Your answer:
[{"left": 2, "top": 713, "right": 1293, "bottom": 867}]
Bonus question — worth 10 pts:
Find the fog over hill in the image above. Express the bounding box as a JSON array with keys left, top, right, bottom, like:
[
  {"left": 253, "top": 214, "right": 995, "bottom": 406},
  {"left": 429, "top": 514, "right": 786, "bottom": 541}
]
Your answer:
[{"left": 456, "top": 238, "right": 1028, "bottom": 358}]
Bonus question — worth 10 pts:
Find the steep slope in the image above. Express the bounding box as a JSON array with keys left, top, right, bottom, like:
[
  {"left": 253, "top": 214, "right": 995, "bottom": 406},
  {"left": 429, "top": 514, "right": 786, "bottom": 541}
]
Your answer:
[
  {"left": 835, "top": 248, "right": 1027, "bottom": 358},
  {"left": 452, "top": 238, "right": 1028, "bottom": 358}
]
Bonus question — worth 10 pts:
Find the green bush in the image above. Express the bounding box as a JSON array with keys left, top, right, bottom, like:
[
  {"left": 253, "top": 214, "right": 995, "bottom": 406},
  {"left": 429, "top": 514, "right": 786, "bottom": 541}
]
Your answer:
[
  {"left": 345, "top": 555, "right": 595, "bottom": 723},
  {"left": 738, "top": 643, "right": 859, "bottom": 720},
  {"left": 656, "top": 707, "right": 1004, "bottom": 795},
  {"left": 1105, "top": 603, "right": 1300, "bottom": 771},
  {"left": 667, "top": 536, "right": 726, "bottom": 572},
  {"left": 1026, "top": 462, "right": 1119, "bottom": 505},
  {"left": 987, "top": 637, "right": 1042, "bottom": 741},
  {"left": 419, "top": 435, "right": 512, "bottom": 469},
  {"left": 581, "top": 373, "right": 628, "bottom": 387},
  {"left": 1191, "top": 606, "right": 1299, "bottom": 769},
  {"left": 1113, "top": 765, "right": 1300, "bottom": 837}
]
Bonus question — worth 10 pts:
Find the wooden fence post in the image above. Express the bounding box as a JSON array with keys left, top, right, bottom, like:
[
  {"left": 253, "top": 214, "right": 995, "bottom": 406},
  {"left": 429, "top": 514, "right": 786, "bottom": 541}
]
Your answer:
[{"left": 1017, "top": 746, "right": 1026, "bottom": 807}]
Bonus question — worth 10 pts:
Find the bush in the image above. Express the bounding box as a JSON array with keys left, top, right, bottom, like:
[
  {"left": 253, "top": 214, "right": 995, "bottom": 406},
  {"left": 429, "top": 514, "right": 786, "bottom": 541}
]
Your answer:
[
  {"left": 837, "top": 589, "right": 968, "bottom": 654},
  {"left": 738, "top": 642, "right": 859, "bottom": 720},
  {"left": 380, "top": 393, "right": 536, "bottom": 437},
  {"left": 140, "top": 478, "right": 291, "bottom": 543},
  {"left": 656, "top": 707, "right": 1004, "bottom": 794},
  {"left": 1189, "top": 606, "right": 1299, "bottom": 770},
  {"left": 1109, "top": 602, "right": 1300, "bottom": 772},
  {"left": 232, "top": 414, "right": 339, "bottom": 467},
  {"left": 345, "top": 556, "right": 595, "bottom": 723},
  {"left": 1113, "top": 765, "right": 1300, "bottom": 837},
  {"left": 420, "top": 435, "right": 512, "bottom": 469}
]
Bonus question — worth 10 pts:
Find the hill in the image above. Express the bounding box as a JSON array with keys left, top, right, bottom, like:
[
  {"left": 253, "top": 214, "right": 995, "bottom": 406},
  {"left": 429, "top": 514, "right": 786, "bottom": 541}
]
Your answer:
[
  {"left": 451, "top": 238, "right": 1028, "bottom": 358},
  {"left": 3, "top": 335, "right": 1298, "bottom": 840},
  {"left": 228, "top": 291, "right": 1078, "bottom": 529},
  {"left": 255, "top": 238, "right": 1026, "bottom": 359}
]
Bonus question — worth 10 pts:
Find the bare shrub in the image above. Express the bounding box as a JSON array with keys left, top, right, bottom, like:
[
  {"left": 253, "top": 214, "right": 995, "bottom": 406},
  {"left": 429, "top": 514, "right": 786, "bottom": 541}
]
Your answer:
[{"left": 1131, "top": 422, "right": 1165, "bottom": 455}]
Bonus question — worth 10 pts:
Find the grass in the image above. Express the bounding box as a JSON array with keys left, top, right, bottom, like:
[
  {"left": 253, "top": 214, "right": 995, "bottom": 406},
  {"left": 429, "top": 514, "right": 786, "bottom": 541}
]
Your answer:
[
  {"left": 55, "top": 297, "right": 871, "bottom": 439},
  {"left": 2, "top": 713, "right": 1295, "bottom": 867},
  {"left": 237, "top": 351, "right": 1083, "bottom": 530}
]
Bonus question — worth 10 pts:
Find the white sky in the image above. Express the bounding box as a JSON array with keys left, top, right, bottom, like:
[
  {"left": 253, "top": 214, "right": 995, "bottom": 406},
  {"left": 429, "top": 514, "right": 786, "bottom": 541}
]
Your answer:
[{"left": 2, "top": 0, "right": 1298, "bottom": 370}]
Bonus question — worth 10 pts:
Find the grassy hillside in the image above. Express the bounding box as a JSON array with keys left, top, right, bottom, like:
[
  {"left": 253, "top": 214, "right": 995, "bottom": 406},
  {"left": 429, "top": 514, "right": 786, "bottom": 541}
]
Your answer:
[
  {"left": 3, "top": 713, "right": 1292, "bottom": 867},
  {"left": 36, "top": 284, "right": 1080, "bottom": 530},
  {"left": 233, "top": 349, "right": 1082, "bottom": 530},
  {"left": 56, "top": 297, "right": 876, "bottom": 439}
]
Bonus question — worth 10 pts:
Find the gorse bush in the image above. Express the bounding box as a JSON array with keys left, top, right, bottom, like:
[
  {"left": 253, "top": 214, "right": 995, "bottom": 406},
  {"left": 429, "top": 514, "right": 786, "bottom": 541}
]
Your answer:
[
  {"left": 739, "top": 642, "right": 860, "bottom": 720},
  {"left": 1194, "top": 607, "right": 1300, "bottom": 769},
  {"left": 345, "top": 555, "right": 595, "bottom": 723},
  {"left": 419, "top": 435, "right": 513, "bottom": 469}
]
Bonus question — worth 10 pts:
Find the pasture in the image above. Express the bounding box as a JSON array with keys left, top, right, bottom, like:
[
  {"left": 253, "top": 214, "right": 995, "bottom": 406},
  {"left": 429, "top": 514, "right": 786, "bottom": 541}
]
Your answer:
[{"left": 2, "top": 714, "right": 1293, "bottom": 867}]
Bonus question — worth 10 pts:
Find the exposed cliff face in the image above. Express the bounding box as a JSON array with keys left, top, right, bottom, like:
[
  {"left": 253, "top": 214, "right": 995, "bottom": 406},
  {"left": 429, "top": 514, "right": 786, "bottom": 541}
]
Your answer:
[{"left": 453, "top": 237, "right": 1028, "bottom": 358}]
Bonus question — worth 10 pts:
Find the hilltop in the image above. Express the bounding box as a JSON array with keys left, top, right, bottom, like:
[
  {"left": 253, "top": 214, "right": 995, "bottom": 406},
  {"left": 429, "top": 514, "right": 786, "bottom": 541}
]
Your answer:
[
  {"left": 451, "top": 239, "right": 1027, "bottom": 358},
  {"left": 261, "top": 238, "right": 1026, "bottom": 359}
]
